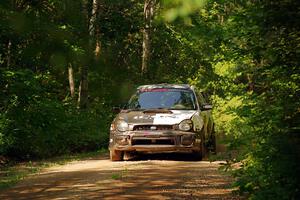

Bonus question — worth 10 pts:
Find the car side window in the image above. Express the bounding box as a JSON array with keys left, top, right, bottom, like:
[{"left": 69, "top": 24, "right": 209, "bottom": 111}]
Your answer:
[
  {"left": 201, "top": 92, "right": 211, "bottom": 104},
  {"left": 196, "top": 92, "right": 206, "bottom": 107}
]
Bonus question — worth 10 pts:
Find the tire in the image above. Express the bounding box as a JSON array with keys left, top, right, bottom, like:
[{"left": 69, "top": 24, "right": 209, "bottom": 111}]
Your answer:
[
  {"left": 209, "top": 134, "right": 217, "bottom": 154},
  {"left": 208, "top": 125, "right": 216, "bottom": 154},
  {"left": 123, "top": 151, "right": 135, "bottom": 161},
  {"left": 192, "top": 133, "right": 205, "bottom": 161},
  {"left": 192, "top": 150, "right": 203, "bottom": 161},
  {"left": 200, "top": 133, "right": 206, "bottom": 159},
  {"left": 110, "top": 149, "right": 123, "bottom": 161}
]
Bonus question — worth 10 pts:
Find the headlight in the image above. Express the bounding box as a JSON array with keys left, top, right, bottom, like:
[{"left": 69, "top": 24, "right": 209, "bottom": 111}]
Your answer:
[
  {"left": 116, "top": 120, "right": 129, "bottom": 132},
  {"left": 179, "top": 120, "right": 193, "bottom": 131},
  {"left": 110, "top": 124, "right": 115, "bottom": 131}
]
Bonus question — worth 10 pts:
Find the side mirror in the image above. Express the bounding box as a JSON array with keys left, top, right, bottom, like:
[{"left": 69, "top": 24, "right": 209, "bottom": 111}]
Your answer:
[
  {"left": 112, "top": 107, "right": 121, "bottom": 113},
  {"left": 112, "top": 103, "right": 127, "bottom": 113},
  {"left": 201, "top": 104, "right": 212, "bottom": 110}
]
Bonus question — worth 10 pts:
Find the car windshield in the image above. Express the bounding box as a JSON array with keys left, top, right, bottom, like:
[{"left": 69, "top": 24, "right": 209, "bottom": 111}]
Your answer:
[{"left": 127, "top": 88, "right": 197, "bottom": 110}]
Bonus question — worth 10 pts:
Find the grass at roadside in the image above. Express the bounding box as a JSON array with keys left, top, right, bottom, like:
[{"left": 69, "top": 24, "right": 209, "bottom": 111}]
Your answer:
[
  {"left": 0, "top": 149, "right": 108, "bottom": 190},
  {"left": 111, "top": 167, "right": 129, "bottom": 180}
]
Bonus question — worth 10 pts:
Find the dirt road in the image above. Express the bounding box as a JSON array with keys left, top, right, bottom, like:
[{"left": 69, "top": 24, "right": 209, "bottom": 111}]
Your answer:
[{"left": 0, "top": 153, "right": 241, "bottom": 200}]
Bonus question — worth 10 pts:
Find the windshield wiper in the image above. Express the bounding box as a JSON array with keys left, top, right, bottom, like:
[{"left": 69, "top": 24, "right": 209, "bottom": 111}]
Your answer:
[
  {"left": 122, "top": 108, "right": 144, "bottom": 113},
  {"left": 143, "top": 108, "right": 173, "bottom": 114}
]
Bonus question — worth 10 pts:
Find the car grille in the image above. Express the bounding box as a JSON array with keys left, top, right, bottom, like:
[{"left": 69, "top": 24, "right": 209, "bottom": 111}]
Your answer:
[
  {"left": 132, "top": 138, "right": 175, "bottom": 145},
  {"left": 133, "top": 125, "right": 174, "bottom": 131}
]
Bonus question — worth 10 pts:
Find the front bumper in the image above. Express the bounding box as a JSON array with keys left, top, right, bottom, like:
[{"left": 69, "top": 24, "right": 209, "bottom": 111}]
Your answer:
[{"left": 109, "top": 130, "right": 201, "bottom": 153}]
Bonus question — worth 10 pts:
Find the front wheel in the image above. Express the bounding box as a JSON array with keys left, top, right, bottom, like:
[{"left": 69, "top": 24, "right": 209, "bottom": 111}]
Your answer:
[
  {"left": 110, "top": 149, "right": 123, "bottom": 161},
  {"left": 208, "top": 134, "right": 216, "bottom": 154},
  {"left": 192, "top": 150, "right": 203, "bottom": 161},
  {"left": 207, "top": 125, "right": 217, "bottom": 154},
  {"left": 192, "top": 133, "right": 206, "bottom": 161},
  {"left": 123, "top": 151, "right": 136, "bottom": 161},
  {"left": 201, "top": 131, "right": 207, "bottom": 159}
]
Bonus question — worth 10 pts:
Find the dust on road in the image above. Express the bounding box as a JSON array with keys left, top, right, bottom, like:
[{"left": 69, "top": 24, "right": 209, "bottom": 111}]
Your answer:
[{"left": 0, "top": 153, "right": 241, "bottom": 200}]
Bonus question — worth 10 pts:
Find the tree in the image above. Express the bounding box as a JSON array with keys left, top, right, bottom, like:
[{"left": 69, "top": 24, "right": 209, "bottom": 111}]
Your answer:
[
  {"left": 0, "top": 0, "right": 108, "bottom": 158},
  {"left": 78, "top": 0, "right": 101, "bottom": 109},
  {"left": 161, "top": 0, "right": 300, "bottom": 199},
  {"left": 141, "top": 0, "right": 156, "bottom": 75},
  {"left": 68, "top": 64, "right": 75, "bottom": 98}
]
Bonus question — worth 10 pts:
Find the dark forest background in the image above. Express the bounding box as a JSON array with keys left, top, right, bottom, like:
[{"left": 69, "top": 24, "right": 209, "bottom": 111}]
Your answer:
[{"left": 0, "top": 0, "right": 299, "bottom": 199}]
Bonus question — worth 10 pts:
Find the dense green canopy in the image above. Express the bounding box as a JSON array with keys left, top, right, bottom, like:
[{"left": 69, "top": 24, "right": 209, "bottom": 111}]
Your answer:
[{"left": 0, "top": 0, "right": 299, "bottom": 199}]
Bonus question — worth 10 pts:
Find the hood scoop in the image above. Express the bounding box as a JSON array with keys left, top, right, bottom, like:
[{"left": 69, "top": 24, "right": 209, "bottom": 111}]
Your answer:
[{"left": 143, "top": 109, "right": 173, "bottom": 114}]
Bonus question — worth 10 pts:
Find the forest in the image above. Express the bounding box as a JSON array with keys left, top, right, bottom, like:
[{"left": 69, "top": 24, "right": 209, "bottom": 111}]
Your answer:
[{"left": 0, "top": 0, "right": 299, "bottom": 199}]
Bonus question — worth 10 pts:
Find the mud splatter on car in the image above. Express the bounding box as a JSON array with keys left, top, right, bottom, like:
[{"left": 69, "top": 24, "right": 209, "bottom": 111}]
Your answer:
[{"left": 109, "top": 84, "right": 215, "bottom": 161}]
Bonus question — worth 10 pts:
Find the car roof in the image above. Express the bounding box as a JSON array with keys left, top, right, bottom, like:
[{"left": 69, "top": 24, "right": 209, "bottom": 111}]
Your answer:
[{"left": 137, "top": 84, "right": 192, "bottom": 90}]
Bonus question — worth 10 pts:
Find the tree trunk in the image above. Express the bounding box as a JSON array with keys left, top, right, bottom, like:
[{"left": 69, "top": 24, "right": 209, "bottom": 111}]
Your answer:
[
  {"left": 68, "top": 64, "right": 75, "bottom": 98},
  {"left": 91, "top": 0, "right": 101, "bottom": 58},
  {"left": 78, "top": 0, "right": 99, "bottom": 109},
  {"left": 89, "top": 0, "right": 98, "bottom": 38},
  {"left": 78, "top": 66, "right": 88, "bottom": 109},
  {"left": 142, "top": 0, "right": 155, "bottom": 75},
  {"left": 95, "top": 28, "right": 101, "bottom": 58},
  {"left": 6, "top": 39, "right": 12, "bottom": 68}
]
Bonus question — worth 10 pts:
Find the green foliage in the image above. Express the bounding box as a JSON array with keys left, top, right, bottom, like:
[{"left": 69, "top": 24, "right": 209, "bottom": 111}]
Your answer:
[
  {"left": 0, "top": 0, "right": 299, "bottom": 199},
  {"left": 163, "top": 0, "right": 300, "bottom": 199},
  {"left": 0, "top": 69, "right": 108, "bottom": 159},
  {"left": 161, "top": 0, "right": 207, "bottom": 22},
  {"left": 0, "top": 150, "right": 107, "bottom": 190}
]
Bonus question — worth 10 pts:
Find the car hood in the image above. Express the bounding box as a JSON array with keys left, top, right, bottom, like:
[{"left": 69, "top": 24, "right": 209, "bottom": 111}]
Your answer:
[{"left": 117, "top": 110, "right": 197, "bottom": 125}]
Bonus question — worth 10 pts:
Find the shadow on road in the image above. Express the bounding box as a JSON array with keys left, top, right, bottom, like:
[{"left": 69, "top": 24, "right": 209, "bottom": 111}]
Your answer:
[
  {"left": 0, "top": 153, "right": 240, "bottom": 200},
  {"left": 132, "top": 152, "right": 203, "bottom": 162}
]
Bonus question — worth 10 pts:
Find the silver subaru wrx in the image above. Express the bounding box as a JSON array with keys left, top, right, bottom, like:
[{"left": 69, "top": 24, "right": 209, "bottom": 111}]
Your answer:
[{"left": 109, "top": 84, "right": 215, "bottom": 161}]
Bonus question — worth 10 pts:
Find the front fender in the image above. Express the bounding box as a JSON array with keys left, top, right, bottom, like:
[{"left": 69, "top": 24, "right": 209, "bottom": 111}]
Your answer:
[{"left": 191, "top": 111, "right": 204, "bottom": 132}]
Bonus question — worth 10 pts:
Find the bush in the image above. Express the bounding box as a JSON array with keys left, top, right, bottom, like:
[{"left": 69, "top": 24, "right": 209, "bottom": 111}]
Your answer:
[{"left": 0, "top": 69, "right": 109, "bottom": 159}]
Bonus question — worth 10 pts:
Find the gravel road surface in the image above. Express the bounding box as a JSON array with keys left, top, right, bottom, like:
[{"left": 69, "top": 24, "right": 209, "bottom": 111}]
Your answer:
[{"left": 0, "top": 153, "right": 242, "bottom": 200}]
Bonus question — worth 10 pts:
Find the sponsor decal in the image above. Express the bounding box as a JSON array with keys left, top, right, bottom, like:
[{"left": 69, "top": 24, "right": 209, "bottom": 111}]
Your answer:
[
  {"left": 133, "top": 115, "right": 154, "bottom": 120},
  {"left": 131, "top": 111, "right": 198, "bottom": 126},
  {"left": 139, "top": 88, "right": 170, "bottom": 92},
  {"left": 153, "top": 111, "right": 196, "bottom": 125}
]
